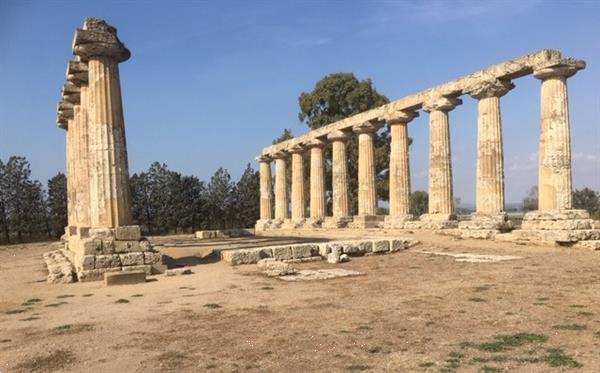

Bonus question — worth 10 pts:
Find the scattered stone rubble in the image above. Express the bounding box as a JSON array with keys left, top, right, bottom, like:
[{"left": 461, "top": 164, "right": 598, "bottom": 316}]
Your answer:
[
  {"left": 220, "top": 238, "right": 419, "bottom": 265},
  {"left": 257, "top": 259, "right": 296, "bottom": 276},
  {"left": 43, "top": 250, "right": 75, "bottom": 283},
  {"left": 195, "top": 228, "right": 254, "bottom": 239}
]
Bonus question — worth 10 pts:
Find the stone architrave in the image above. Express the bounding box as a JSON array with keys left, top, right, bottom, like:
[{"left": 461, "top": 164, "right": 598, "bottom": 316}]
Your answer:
[
  {"left": 289, "top": 145, "right": 306, "bottom": 226},
  {"left": 533, "top": 60, "right": 585, "bottom": 211},
  {"left": 73, "top": 18, "right": 133, "bottom": 228},
  {"left": 421, "top": 96, "right": 461, "bottom": 224},
  {"left": 384, "top": 110, "right": 418, "bottom": 229},
  {"left": 323, "top": 130, "right": 352, "bottom": 228},
  {"left": 307, "top": 138, "right": 326, "bottom": 225},
  {"left": 351, "top": 119, "right": 384, "bottom": 228},
  {"left": 272, "top": 152, "right": 289, "bottom": 223},
  {"left": 460, "top": 79, "right": 514, "bottom": 232},
  {"left": 256, "top": 155, "right": 273, "bottom": 230},
  {"left": 66, "top": 60, "right": 91, "bottom": 229}
]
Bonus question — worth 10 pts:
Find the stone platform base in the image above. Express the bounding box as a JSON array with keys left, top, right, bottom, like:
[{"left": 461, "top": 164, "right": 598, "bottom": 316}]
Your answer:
[
  {"left": 384, "top": 214, "right": 414, "bottom": 229},
  {"left": 495, "top": 209, "right": 600, "bottom": 248},
  {"left": 404, "top": 214, "right": 459, "bottom": 230},
  {"left": 49, "top": 225, "right": 165, "bottom": 282},
  {"left": 322, "top": 216, "right": 353, "bottom": 229},
  {"left": 348, "top": 215, "right": 384, "bottom": 229},
  {"left": 195, "top": 228, "right": 253, "bottom": 239}
]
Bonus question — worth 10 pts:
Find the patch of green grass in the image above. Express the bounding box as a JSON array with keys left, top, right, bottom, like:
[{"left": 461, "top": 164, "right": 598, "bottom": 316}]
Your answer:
[
  {"left": 20, "top": 316, "right": 40, "bottom": 321},
  {"left": 56, "top": 294, "right": 75, "bottom": 299},
  {"left": 545, "top": 348, "right": 582, "bottom": 368},
  {"left": 576, "top": 311, "right": 593, "bottom": 316},
  {"left": 357, "top": 325, "right": 372, "bottom": 330},
  {"left": 474, "top": 286, "right": 491, "bottom": 292},
  {"left": 532, "top": 302, "right": 546, "bottom": 306},
  {"left": 115, "top": 299, "right": 130, "bottom": 304},
  {"left": 568, "top": 304, "right": 585, "bottom": 308},
  {"left": 131, "top": 294, "right": 144, "bottom": 298},
  {"left": 468, "top": 297, "right": 487, "bottom": 303},
  {"left": 476, "top": 333, "right": 548, "bottom": 352},
  {"left": 5, "top": 309, "right": 26, "bottom": 315},
  {"left": 204, "top": 303, "right": 221, "bottom": 309},
  {"left": 368, "top": 346, "right": 382, "bottom": 353},
  {"left": 81, "top": 293, "right": 94, "bottom": 297},
  {"left": 260, "top": 286, "right": 274, "bottom": 290},
  {"left": 346, "top": 365, "right": 370, "bottom": 371},
  {"left": 0, "top": 339, "right": 11, "bottom": 343},
  {"left": 45, "top": 301, "right": 68, "bottom": 308},
  {"left": 552, "top": 324, "right": 586, "bottom": 331},
  {"left": 53, "top": 323, "right": 94, "bottom": 334},
  {"left": 22, "top": 298, "right": 42, "bottom": 306},
  {"left": 418, "top": 362, "right": 434, "bottom": 368},
  {"left": 480, "top": 367, "right": 502, "bottom": 373}
]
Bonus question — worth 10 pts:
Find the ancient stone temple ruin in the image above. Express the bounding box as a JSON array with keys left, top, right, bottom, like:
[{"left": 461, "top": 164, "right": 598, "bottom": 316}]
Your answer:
[
  {"left": 255, "top": 50, "right": 600, "bottom": 248},
  {"left": 52, "top": 18, "right": 161, "bottom": 282}
]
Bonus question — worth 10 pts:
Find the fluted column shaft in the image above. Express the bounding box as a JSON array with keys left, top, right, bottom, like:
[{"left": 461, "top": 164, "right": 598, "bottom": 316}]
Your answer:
[
  {"left": 354, "top": 122, "right": 381, "bottom": 216},
  {"left": 328, "top": 131, "right": 350, "bottom": 218},
  {"left": 468, "top": 79, "right": 514, "bottom": 215},
  {"left": 290, "top": 148, "right": 306, "bottom": 220},
  {"left": 66, "top": 120, "right": 77, "bottom": 227},
  {"left": 534, "top": 63, "right": 582, "bottom": 211},
  {"left": 258, "top": 157, "right": 273, "bottom": 220},
  {"left": 388, "top": 112, "right": 417, "bottom": 216},
  {"left": 274, "top": 155, "right": 289, "bottom": 220},
  {"left": 308, "top": 140, "right": 326, "bottom": 219},
  {"left": 423, "top": 97, "right": 461, "bottom": 216},
  {"left": 86, "top": 57, "right": 133, "bottom": 228},
  {"left": 75, "top": 84, "right": 91, "bottom": 227}
]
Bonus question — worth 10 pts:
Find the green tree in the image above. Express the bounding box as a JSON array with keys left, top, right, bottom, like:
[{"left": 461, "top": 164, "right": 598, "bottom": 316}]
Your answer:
[
  {"left": 572, "top": 188, "right": 600, "bottom": 219},
  {"left": 297, "top": 72, "right": 390, "bottom": 214},
  {"left": 47, "top": 172, "right": 67, "bottom": 239},
  {"left": 234, "top": 163, "right": 260, "bottom": 228},
  {"left": 206, "top": 167, "right": 235, "bottom": 229},
  {"left": 410, "top": 190, "right": 428, "bottom": 217},
  {"left": 522, "top": 186, "right": 538, "bottom": 212},
  {"left": 0, "top": 159, "right": 9, "bottom": 243}
]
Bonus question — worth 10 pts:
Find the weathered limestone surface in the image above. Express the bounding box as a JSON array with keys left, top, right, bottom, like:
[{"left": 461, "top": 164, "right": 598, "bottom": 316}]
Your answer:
[
  {"left": 273, "top": 152, "right": 289, "bottom": 222},
  {"left": 385, "top": 110, "right": 417, "bottom": 228},
  {"left": 323, "top": 130, "right": 352, "bottom": 228},
  {"left": 289, "top": 145, "right": 306, "bottom": 223},
  {"left": 422, "top": 97, "right": 460, "bottom": 222},
  {"left": 256, "top": 156, "right": 273, "bottom": 228},
  {"left": 534, "top": 60, "right": 584, "bottom": 211},
  {"left": 308, "top": 139, "right": 326, "bottom": 222}
]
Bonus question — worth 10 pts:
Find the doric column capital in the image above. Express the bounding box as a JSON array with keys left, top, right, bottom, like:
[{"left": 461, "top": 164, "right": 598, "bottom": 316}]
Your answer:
[
  {"left": 353, "top": 119, "right": 384, "bottom": 134},
  {"left": 288, "top": 144, "right": 306, "bottom": 154},
  {"left": 271, "top": 151, "right": 289, "bottom": 160},
  {"left": 305, "top": 138, "right": 326, "bottom": 149},
  {"left": 422, "top": 96, "right": 462, "bottom": 113},
  {"left": 72, "top": 18, "right": 130, "bottom": 62},
  {"left": 67, "top": 59, "right": 89, "bottom": 86},
  {"left": 466, "top": 79, "right": 515, "bottom": 100},
  {"left": 327, "top": 130, "right": 351, "bottom": 143},
  {"left": 62, "top": 83, "right": 81, "bottom": 105},
  {"left": 386, "top": 110, "right": 419, "bottom": 125},
  {"left": 256, "top": 155, "right": 272, "bottom": 163},
  {"left": 533, "top": 59, "right": 586, "bottom": 80},
  {"left": 57, "top": 100, "right": 74, "bottom": 129}
]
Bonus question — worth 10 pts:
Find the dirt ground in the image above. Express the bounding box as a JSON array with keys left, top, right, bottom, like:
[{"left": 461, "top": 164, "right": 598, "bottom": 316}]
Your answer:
[{"left": 1, "top": 230, "right": 599, "bottom": 373}]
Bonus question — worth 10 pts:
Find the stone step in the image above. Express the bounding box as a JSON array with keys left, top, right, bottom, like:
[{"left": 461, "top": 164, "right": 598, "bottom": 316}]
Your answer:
[{"left": 572, "top": 240, "right": 600, "bottom": 250}]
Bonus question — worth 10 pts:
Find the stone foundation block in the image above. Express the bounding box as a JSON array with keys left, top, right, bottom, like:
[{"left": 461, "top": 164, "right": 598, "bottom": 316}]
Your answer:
[
  {"left": 82, "top": 238, "right": 103, "bottom": 255},
  {"left": 318, "top": 243, "right": 330, "bottom": 257},
  {"left": 121, "top": 264, "right": 152, "bottom": 275},
  {"left": 151, "top": 263, "right": 167, "bottom": 274},
  {"left": 114, "top": 240, "right": 142, "bottom": 253},
  {"left": 384, "top": 214, "right": 414, "bottom": 229},
  {"left": 292, "top": 244, "right": 317, "bottom": 259},
  {"left": 115, "top": 225, "right": 142, "bottom": 240},
  {"left": 523, "top": 209, "right": 590, "bottom": 221},
  {"left": 105, "top": 270, "right": 146, "bottom": 286},
  {"left": 221, "top": 248, "right": 270, "bottom": 265},
  {"left": 81, "top": 255, "right": 95, "bottom": 270},
  {"left": 322, "top": 216, "right": 352, "bottom": 229},
  {"left": 78, "top": 268, "right": 120, "bottom": 282},
  {"left": 357, "top": 240, "right": 373, "bottom": 254},
  {"left": 521, "top": 219, "right": 593, "bottom": 231},
  {"left": 349, "top": 215, "right": 383, "bottom": 229},
  {"left": 144, "top": 252, "right": 162, "bottom": 265},
  {"left": 573, "top": 240, "right": 600, "bottom": 250},
  {"left": 372, "top": 240, "right": 390, "bottom": 253},
  {"left": 119, "top": 252, "right": 145, "bottom": 266},
  {"left": 95, "top": 254, "right": 121, "bottom": 269},
  {"left": 271, "top": 246, "right": 293, "bottom": 260},
  {"left": 257, "top": 258, "right": 296, "bottom": 276},
  {"left": 77, "top": 226, "right": 90, "bottom": 238},
  {"left": 165, "top": 267, "right": 193, "bottom": 276},
  {"left": 89, "top": 228, "right": 114, "bottom": 239}
]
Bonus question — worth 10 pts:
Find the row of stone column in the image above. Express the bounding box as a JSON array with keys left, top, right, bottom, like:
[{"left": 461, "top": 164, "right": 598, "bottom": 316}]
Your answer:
[
  {"left": 56, "top": 18, "right": 133, "bottom": 231},
  {"left": 257, "top": 59, "right": 583, "bottom": 229}
]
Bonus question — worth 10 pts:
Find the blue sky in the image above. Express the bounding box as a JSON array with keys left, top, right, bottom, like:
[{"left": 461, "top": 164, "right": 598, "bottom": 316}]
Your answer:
[{"left": 1, "top": 0, "right": 599, "bottom": 204}]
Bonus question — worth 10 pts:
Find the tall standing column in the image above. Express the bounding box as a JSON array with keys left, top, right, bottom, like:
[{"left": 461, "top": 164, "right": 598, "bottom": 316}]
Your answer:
[
  {"left": 289, "top": 145, "right": 306, "bottom": 225},
  {"left": 422, "top": 97, "right": 461, "bottom": 223},
  {"left": 385, "top": 110, "right": 418, "bottom": 229},
  {"left": 57, "top": 96, "right": 76, "bottom": 233},
  {"left": 272, "top": 152, "right": 289, "bottom": 223},
  {"left": 256, "top": 155, "right": 273, "bottom": 225},
  {"left": 307, "top": 139, "right": 326, "bottom": 225},
  {"left": 73, "top": 18, "right": 132, "bottom": 228},
  {"left": 323, "top": 130, "right": 352, "bottom": 228},
  {"left": 352, "top": 120, "right": 383, "bottom": 228},
  {"left": 533, "top": 60, "right": 585, "bottom": 211},
  {"left": 67, "top": 60, "right": 91, "bottom": 229}
]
